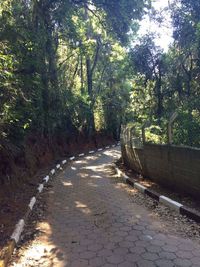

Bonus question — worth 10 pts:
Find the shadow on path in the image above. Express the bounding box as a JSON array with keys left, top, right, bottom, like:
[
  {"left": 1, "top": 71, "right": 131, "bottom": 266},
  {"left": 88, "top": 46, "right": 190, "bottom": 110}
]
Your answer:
[{"left": 10, "top": 148, "right": 200, "bottom": 267}]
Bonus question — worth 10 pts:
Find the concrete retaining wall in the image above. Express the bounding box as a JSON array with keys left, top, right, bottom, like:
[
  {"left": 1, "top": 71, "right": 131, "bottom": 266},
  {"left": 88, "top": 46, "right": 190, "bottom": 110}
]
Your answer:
[{"left": 121, "top": 127, "right": 200, "bottom": 199}]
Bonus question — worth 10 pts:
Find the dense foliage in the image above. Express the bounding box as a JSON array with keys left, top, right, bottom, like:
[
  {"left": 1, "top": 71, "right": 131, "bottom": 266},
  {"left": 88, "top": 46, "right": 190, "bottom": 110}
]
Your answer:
[
  {"left": 129, "top": 0, "right": 200, "bottom": 147},
  {"left": 1, "top": 0, "right": 200, "bottom": 184},
  {"left": 0, "top": 0, "right": 148, "bottom": 146}
]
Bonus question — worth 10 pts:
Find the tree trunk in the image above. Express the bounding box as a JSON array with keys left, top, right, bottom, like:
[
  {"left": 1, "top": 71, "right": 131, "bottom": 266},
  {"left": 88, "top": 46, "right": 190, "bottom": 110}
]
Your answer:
[
  {"left": 155, "top": 65, "right": 163, "bottom": 123},
  {"left": 86, "top": 57, "right": 95, "bottom": 136}
]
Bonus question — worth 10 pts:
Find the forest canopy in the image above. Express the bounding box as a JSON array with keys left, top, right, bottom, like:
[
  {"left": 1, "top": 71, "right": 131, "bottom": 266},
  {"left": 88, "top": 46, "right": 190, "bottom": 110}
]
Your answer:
[
  {"left": 1, "top": 0, "right": 200, "bottom": 183},
  {"left": 0, "top": 0, "right": 148, "bottom": 143}
]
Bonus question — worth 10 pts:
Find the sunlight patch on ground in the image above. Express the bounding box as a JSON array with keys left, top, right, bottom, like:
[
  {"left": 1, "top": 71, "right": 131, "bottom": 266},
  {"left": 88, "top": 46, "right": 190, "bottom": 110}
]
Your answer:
[
  {"left": 103, "top": 149, "right": 121, "bottom": 159},
  {"left": 62, "top": 181, "right": 73, "bottom": 187},
  {"left": 81, "top": 164, "right": 107, "bottom": 172},
  {"left": 87, "top": 182, "right": 99, "bottom": 187},
  {"left": 90, "top": 175, "right": 102, "bottom": 179},
  {"left": 11, "top": 221, "right": 70, "bottom": 267},
  {"left": 17, "top": 243, "right": 49, "bottom": 261},
  {"left": 73, "top": 159, "right": 88, "bottom": 164},
  {"left": 77, "top": 172, "right": 89, "bottom": 178},
  {"left": 84, "top": 155, "right": 98, "bottom": 160},
  {"left": 37, "top": 221, "right": 52, "bottom": 236},
  {"left": 75, "top": 201, "right": 91, "bottom": 214},
  {"left": 12, "top": 242, "right": 69, "bottom": 267},
  {"left": 75, "top": 201, "right": 88, "bottom": 208},
  {"left": 71, "top": 166, "right": 77, "bottom": 170}
]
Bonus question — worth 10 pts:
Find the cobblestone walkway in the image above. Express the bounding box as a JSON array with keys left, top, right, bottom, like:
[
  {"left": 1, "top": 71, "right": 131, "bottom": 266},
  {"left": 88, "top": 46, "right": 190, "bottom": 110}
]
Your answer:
[{"left": 11, "top": 148, "right": 200, "bottom": 267}]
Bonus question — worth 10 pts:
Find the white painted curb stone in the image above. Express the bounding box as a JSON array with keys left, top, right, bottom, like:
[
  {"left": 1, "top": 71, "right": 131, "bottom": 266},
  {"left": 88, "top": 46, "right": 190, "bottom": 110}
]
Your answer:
[
  {"left": 134, "top": 182, "right": 146, "bottom": 193},
  {"left": 11, "top": 219, "right": 25, "bottom": 244},
  {"left": 28, "top": 197, "right": 36, "bottom": 210},
  {"left": 89, "top": 151, "right": 94, "bottom": 154},
  {"left": 43, "top": 175, "right": 49, "bottom": 183},
  {"left": 79, "top": 153, "right": 85, "bottom": 157},
  {"left": 51, "top": 169, "right": 55, "bottom": 175},
  {"left": 160, "top": 195, "right": 183, "bottom": 211},
  {"left": 122, "top": 174, "right": 129, "bottom": 181},
  {"left": 56, "top": 164, "right": 61, "bottom": 169},
  {"left": 70, "top": 156, "right": 75, "bottom": 161},
  {"left": 62, "top": 160, "right": 67, "bottom": 164},
  {"left": 98, "top": 148, "right": 103, "bottom": 151},
  {"left": 38, "top": 184, "right": 44, "bottom": 193}
]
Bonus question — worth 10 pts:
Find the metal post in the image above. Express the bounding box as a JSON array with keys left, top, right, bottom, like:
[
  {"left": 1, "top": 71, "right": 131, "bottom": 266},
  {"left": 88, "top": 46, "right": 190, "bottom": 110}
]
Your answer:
[
  {"left": 130, "top": 126, "right": 135, "bottom": 147},
  {"left": 142, "top": 121, "right": 151, "bottom": 144},
  {"left": 168, "top": 112, "right": 178, "bottom": 145}
]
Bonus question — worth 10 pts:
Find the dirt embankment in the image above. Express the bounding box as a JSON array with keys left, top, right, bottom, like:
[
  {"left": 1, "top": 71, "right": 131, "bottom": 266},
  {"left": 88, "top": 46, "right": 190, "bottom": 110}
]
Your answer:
[{"left": 0, "top": 132, "right": 115, "bottom": 250}]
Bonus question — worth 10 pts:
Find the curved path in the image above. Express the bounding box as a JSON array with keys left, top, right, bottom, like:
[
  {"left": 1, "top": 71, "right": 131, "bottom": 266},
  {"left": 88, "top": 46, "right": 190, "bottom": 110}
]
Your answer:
[{"left": 10, "top": 147, "right": 200, "bottom": 267}]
